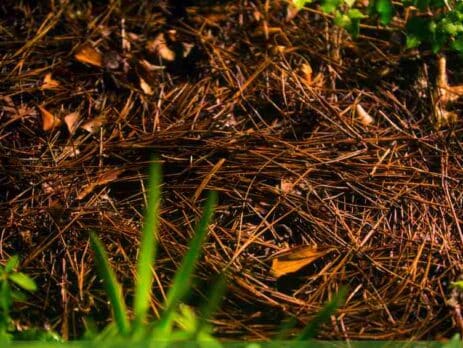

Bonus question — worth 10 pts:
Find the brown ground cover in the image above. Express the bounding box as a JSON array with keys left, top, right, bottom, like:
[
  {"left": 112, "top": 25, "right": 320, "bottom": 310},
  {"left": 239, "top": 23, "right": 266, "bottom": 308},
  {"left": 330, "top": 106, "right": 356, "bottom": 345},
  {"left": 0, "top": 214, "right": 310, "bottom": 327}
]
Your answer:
[{"left": 1, "top": 0, "right": 463, "bottom": 340}]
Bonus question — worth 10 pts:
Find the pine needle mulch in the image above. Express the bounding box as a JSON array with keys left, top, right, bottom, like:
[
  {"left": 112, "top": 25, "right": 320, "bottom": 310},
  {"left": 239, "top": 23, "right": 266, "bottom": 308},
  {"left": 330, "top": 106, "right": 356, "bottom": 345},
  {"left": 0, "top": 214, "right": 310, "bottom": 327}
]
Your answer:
[{"left": 1, "top": 0, "right": 463, "bottom": 340}]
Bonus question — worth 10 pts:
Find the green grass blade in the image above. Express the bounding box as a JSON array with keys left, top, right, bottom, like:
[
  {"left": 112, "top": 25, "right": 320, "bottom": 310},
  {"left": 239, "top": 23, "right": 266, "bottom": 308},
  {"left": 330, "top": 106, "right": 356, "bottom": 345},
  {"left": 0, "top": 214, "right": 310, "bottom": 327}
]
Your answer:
[
  {"left": 133, "top": 161, "right": 162, "bottom": 331},
  {"left": 296, "top": 286, "right": 347, "bottom": 340},
  {"left": 8, "top": 272, "right": 37, "bottom": 292},
  {"left": 156, "top": 191, "right": 218, "bottom": 330},
  {"left": 274, "top": 316, "right": 298, "bottom": 340},
  {"left": 194, "top": 273, "right": 227, "bottom": 339},
  {"left": 89, "top": 232, "right": 130, "bottom": 336}
]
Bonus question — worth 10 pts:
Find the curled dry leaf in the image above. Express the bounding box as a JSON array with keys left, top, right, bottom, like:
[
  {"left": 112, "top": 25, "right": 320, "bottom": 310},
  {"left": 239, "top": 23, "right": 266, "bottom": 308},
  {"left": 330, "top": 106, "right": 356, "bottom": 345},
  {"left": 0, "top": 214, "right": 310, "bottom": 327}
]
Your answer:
[
  {"left": 300, "top": 63, "right": 324, "bottom": 89},
  {"left": 301, "top": 63, "right": 313, "bottom": 83},
  {"left": 280, "top": 178, "right": 295, "bottom": 194},
  {"left": 41, "top": 73, "right": 60, "bottom": 90},
  {"left": 139, "top": 76, "right": 154, "bottom": 95},
  {"left": 77, "top": 168, "right": 124, "bottom": 200},
  {"left": 38, "top": 105, "right": 62, "bottom": 131},
  {"left": 271, "top": 245, "right": 335, "bottom": 278},
  {"left": 356, "top": 103, "right": 374, "bottom": 126},
  {"left": 146, "top": 33, "right": 175, "bottom": 61},
  {"left": 80, "top": 115, "right": 105, "bottom": 133},
  {"left": 64, "top": 111, "right": 80, "bottom": 134},
  {"left": 139, "top": 59, "right": 164, "bottom": 72},
  {"left": 74, "top": 44, "right": 103, "bottom": 68},
  {"left": 182, "top": 42, "right": 194, "bottom": 58}
]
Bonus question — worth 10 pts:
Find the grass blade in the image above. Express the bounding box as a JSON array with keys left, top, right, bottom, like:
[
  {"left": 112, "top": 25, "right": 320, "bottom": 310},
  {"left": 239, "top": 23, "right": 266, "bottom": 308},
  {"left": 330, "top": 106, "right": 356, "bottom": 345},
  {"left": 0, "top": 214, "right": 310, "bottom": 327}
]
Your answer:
[
  {"left": 133, "top": 161, "right": 162, "bottom": 331},
  {"left": 89, "top": 232, "right": 130, "bottom": 336},
  {"left": 156, "top": 191, "right": 218, "bottom": 331},
  {"left": 296, "top": 286, "right": 347, "bottom": 340},
  {"left": 194, "top": 273, "right": 227, "bottom": 339}
]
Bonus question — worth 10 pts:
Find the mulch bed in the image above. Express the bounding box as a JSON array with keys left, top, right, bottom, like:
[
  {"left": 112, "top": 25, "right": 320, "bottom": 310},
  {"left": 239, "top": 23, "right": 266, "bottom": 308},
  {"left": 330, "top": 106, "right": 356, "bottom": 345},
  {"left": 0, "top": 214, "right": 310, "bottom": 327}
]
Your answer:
[{"left": 1, "top": 0, "right": 463, "bottom": 340}]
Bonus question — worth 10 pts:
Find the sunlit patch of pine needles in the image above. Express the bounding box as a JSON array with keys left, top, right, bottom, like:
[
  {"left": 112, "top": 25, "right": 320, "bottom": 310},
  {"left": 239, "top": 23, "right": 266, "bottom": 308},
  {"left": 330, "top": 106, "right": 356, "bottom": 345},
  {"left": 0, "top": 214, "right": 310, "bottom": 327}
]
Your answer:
[{"left": 1, "top": 0, "right": 463, "bottom": 341}]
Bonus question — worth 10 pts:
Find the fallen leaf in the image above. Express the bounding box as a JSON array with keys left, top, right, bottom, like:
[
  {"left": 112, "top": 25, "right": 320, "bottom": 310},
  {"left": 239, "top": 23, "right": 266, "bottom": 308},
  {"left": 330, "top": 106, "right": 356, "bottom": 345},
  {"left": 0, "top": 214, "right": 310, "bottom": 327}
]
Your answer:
[
  {"left": 64, "top": 111, "right": 80, "bottom": 134},
  {"left": 146, "top": 33, "right": 175, "bottom": 61},
  {"left": 139, "top": 59, "right": 165, "bottom": 72},
  {"left": 75, "top": 44, "right": 103, "bottom": 67},
  {"left": 139, "top": 77, "right": 154, "bottom": 95},
  {"left": 38, "top": 105, "right": 62, "bottom": 131},
  {"left": 301, "top": 63, "right": 313, "bottom": 83},
  {"left": 77, "top": 168, "right": 124, "bottom": 200},
  {"left": 182, "top": 42, "right": 194, "bottom": 58},
  {"left": 356, "top": 103, "right": 374, "bottom": 126},
  {"left": 312, "top": 72, "right": 325, "bottom": 88},
  {"left": 41, "top": 73, "right": 60, "bottom": 90},
  {"left": 80, "top": 115, "right": 105, "bottom": 133},
  {"left": 271, "top": 245, "right": 334, "bottom": 278},
  {"left": 280, "top": 178, "right": 294, "bottom": 194}
]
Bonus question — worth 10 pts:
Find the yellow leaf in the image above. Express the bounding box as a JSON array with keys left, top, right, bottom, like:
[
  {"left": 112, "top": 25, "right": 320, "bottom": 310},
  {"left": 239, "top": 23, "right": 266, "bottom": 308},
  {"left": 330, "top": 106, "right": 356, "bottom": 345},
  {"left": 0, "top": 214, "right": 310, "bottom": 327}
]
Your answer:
[{"left": 271, "top": 246, "right": 334, "bottom": 278}]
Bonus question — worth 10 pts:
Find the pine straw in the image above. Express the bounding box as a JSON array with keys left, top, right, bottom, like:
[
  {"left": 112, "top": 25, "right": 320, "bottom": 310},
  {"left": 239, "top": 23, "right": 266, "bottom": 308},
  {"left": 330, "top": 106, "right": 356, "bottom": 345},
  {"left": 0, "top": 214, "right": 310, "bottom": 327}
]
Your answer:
[{"left": 1, "top": 0, "right": 463, "bottom": 340}]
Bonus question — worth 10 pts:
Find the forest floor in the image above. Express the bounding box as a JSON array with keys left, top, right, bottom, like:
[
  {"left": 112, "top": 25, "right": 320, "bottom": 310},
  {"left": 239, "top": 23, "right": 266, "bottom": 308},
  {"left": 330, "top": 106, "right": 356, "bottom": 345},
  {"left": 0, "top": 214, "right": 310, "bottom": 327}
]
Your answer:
[{"left": 1, "top": 0, "right": 463, "bottom": 340}]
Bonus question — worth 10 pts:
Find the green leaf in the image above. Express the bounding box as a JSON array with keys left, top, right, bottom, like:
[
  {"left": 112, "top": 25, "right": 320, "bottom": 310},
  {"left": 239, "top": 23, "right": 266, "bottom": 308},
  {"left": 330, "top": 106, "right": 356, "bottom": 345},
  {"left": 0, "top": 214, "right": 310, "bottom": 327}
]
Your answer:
[
  {"left": 348, "top": 9, "right": 366, "bottom": 19},
  {"left": 416, "top": 0, "right": 430, "bottom": 11},
  {"left": 406, "top": 16, "right": 433, "bottom": 47},
  {"left": 195, "top": 274, "right": 227, "bottom": 339},
  {"left": 157, "top": 191, "right": 218, "bottom": 331},
  {"left": 345, "top": 0, "right": 356, "bottom": 7},
  {"left": 406, "top": 35, "right": 421, "bottom": 49},
  {"left": 296, "top": 287, "right": 348, "bottom": 340},
  {"left": 334, "top": 12, "right": 351, "bottom": 29},
  {"left": 375, "top": 0, "right": 394, "bottom": 25},
  {"left": 320, "top": 0, "right": 341, "bottom": 14},
  {"left": 452, "top": 36, "right": 463, "bottom": 52},
  {"left": 4, "top": 256, "right": 19, "bottom": 273},
  {"left": 0, "top": 281, "right": 12, "bottom": 313},
  {"left": 89, "top": 232, "right": 130, "bottom": 336},
  {"left": 133, "top": 160, "right": 162, "bottom": 332},
  {"left": 9, "top": 273, "right": 36, "bottom": 292},
  {"left": 293, "top": 0, "right": 310, "bottom": 9},
  {"left": 10, "top": 290, "right": 27, "bottom": 302},
  {"left": 451, "top": 280, "right": 463, "bottom": 290}
]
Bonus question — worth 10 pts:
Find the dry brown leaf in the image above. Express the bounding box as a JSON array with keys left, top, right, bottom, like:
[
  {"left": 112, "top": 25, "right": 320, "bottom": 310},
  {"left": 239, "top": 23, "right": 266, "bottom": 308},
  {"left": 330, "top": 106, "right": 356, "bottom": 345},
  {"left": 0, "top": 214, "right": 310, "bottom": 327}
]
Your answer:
[
  {"left": 41, "top": 73, "right": 60, "bottom": 90},
  {"left": 312, "top": 72, "right": 325, "bottom": 88},
  {"left": 301, "top": 63, "right": 313, "bottom": 83},
  {"left": 64, "top": 111, "right": 80, "bottom": 134},
  {"left": 75, "top": 44, "right": 103, "bottom": 67},
  {"left": 139, "top": 77, "right": 154, "bottom": 95},
  {"left": 38, "top": 105, "right": 62, "bottom": 131},
  {"left": 356, "top": 104, "right": 374, "bottom": 126},
  {"left": 80, "top": 116, "right": 105, "bottom": 133},
  {"left": 182, "top": 42, "right": 194, "bottom": 58},
  {"left": 77, "top": 168, "right": 124, "bottom": 200},
  {"left": 271, "top": 245, "right": 334, "bottom": 278},
  {"left": 146, "top": 33, "right": 175, "bottom": 61},
  {"left": 139, "top": 59, "right": 164, "bottom": 72},
  {"left": 280, "top": 178, "right": 294, "bottom": 194}
]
